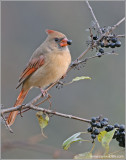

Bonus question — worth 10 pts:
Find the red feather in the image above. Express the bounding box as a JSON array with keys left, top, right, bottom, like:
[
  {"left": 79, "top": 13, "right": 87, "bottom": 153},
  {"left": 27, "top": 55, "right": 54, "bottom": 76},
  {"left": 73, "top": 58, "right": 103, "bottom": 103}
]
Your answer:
[
  {"left": 16, "top": 55, "right": 44, "bottom": 88},
  {"left": 46, "top": 29, "right": 55, "bottom": 34}
]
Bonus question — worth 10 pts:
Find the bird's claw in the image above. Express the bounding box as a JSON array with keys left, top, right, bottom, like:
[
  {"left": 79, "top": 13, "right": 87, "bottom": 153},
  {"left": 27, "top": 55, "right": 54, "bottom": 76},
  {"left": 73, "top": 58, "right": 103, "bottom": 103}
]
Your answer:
[
  {"left": 40, "top": 89, "right": 48, "bottom": 97},
  {"left": 40, "top": 88, "right": 52, "bottom": 109},
  {"left": 56, "top": 81, "right": 64, "bottom": 89}
]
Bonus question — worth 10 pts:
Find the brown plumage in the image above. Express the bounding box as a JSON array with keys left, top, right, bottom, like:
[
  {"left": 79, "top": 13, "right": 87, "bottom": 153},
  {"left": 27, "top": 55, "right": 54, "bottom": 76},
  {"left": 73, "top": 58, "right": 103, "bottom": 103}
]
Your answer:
[{"left": 6, "top": 29, "right": 72, "bottom": 126}]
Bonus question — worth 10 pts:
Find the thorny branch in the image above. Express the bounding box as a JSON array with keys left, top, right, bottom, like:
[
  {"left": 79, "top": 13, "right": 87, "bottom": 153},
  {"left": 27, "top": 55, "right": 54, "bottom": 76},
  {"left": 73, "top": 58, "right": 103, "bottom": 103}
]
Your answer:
[{"left": 1, "top": 1, "right": 125, "bottom": 133}]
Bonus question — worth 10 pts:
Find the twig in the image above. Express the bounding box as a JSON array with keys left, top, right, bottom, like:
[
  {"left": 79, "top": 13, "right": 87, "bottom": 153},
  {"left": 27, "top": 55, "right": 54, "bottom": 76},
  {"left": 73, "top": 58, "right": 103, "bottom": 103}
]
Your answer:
[
  {"left": 18, "top": 108, "right": 30, "bottom": 115},
  {"left": 1, "top": 113, "right": 13, "bottom": 133},
  {"left": 86, "top": 1, "right": 102, "bottom": 34},
  {"left": 73, "top": 46, "right": 91, "bottom": 63},
  {"left": 1, "top": 104, "right": 91, "bottom": 123},
  {"left": 116, "top": 34, "right": 125, "bottom": 38},
  {"left": 110, "top": 17, "right": 125, "bottom": 32},
  {"left": 107, "top": 34, "right": 125, "bottom": 38},
  {"left": 30, "top": 93, "right": 43, "bottom": 105}
]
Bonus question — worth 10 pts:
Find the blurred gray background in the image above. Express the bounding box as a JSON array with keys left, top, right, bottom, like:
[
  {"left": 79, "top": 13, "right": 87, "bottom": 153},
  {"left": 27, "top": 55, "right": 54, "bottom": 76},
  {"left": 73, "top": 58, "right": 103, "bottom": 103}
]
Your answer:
[{"left": 1, "top": 1, "right": 125, "bottom": 159}]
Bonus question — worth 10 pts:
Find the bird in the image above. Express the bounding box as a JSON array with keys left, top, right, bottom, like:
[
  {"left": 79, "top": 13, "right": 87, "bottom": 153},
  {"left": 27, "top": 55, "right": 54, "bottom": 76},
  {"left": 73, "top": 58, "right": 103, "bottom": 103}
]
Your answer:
[{"left": 6, "top": 29, "right": 72, "bottom": 126}]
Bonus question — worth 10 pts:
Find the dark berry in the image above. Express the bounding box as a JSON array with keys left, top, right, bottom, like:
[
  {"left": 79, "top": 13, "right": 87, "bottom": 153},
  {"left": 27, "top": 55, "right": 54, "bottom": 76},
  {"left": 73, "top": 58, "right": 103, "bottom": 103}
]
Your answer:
[
  {"left": 102, "top": 118, "right": 109, "bottom": 122},
  {"left": 96, "top": 122, "right": 102, "bottom": 128},
  {"left": 119, "top": 124, "right": 125, "bottom": 132},
  {"left": 93, "top": 129, "right": 100, "bottom": 135},
  {"left": 119, "top": 137, "right": 123, "bottom": 142},
  {"left": 111, "top": 37, "right": 117, "bottom": 43},
  {"left": 99, "top": 48, "right": 104, "bottom": 53},
  {"left": 116, "top": 130, "right": 120, "bottom": 137},
  {"left": 114, "top": 123, "right": 120, "bottom": 128},
  {"left": 103, "top": 121, "right": 108, "bottom": 126},
  {"left": 120, "top": 131, "right": 125, "bottom": 137},
  {"left": 119, "top": 142, "right": 124, "bottom": 147},
  {"left": 122, "top": 136, "right": 125, "bottom": 141},
  {"left": 105, "top": 43, "right": 110, "bottom": 48},
  {"left": 91, "top": 134, "right": 96, "bottom": 139},
  {"left": 93, "top": 35, "right": 98, "bottom": 40},
  {"left": 107, "top": 125, "right": 114, "bottom": 131},
  {"left": 91, "top": 117, "right": 96, "bottom": 123},
  {"left": 96, "top": 52, "right": 102, "bottom": 57},
  {"left": 91, "top": 122, "right": 97, "bottom": 127},
  {"left": 110, "top": 43, "right": 116, "bottom": 48},
  {"left": 100, "top": 42, "right": 104, "bottom": 48},
  {"left": 100, "top": 121, "right": 104, "bottom": 126},
  {"left": 105, "top": 127, "right": 109, "bottom": 132},
  {"left": 101, "top": 121, "right": 108, "bottom": 127},
  {"left": 115, "top": 41, "right": 121, "bottom": 47},
  {"left": 87, "top": 127, "right": 93, "bottom": 132}
]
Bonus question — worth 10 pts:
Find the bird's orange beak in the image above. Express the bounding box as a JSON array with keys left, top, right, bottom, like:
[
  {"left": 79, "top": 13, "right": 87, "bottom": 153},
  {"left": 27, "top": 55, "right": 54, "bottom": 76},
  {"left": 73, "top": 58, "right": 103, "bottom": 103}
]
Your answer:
[{"left": 60, "top": 38, "right": 72, "bottom": 47}]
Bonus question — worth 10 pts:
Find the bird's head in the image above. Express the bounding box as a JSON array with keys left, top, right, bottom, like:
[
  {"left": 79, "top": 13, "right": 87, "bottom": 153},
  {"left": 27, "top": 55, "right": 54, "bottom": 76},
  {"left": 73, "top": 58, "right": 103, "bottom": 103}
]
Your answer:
[{"left": 45, "top": 29, "right": 72, "bottom": 50}]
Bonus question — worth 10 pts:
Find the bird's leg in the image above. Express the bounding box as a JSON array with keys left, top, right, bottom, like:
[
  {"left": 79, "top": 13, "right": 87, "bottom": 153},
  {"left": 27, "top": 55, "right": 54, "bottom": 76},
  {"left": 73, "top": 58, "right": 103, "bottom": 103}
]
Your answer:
[
  {"left": 55, "top": 72, "right": 67, "bottom": 89},
  {"left": 40, "top": 88, "right": 47, "bottom": 97},
  {"left": 40, "top": 88, "right": 52, "bottom": 109}
]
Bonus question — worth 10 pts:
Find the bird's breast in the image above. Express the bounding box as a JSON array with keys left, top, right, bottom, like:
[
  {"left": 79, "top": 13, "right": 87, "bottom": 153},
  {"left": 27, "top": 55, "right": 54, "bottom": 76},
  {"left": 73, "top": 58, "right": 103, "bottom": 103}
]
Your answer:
[{"left": 25, "top": 50, "right": 71, "bottom": 89}]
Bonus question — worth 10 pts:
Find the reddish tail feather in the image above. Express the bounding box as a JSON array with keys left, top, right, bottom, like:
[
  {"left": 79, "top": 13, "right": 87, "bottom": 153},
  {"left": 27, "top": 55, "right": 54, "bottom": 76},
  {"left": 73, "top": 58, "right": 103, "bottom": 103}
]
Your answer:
[{"left": 6, "top": 89, "right": 29, "bottom": 126}]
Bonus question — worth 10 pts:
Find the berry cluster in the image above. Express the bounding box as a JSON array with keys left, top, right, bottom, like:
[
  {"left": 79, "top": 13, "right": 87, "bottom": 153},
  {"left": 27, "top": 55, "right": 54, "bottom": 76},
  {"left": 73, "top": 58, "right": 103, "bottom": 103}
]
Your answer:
[
  {"left": 99, "top": 37, "right": 121, "bottom": 48},
  {"left": 92, "top": 29, "right": 122, "bottom": 57},
  {"left": 87, "top": 116, "right": 125, "bottom": 148},
  {"left": 87, "top": 116, "right": 108, "bottom": 141},
  {"left": 112, "top": 124, "right": 125, "bottom": 148}
]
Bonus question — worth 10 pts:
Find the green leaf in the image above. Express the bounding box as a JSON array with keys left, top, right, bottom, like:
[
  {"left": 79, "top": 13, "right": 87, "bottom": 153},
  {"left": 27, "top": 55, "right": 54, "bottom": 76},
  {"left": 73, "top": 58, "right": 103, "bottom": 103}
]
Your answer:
[
  {"left": 97, "top": 130, "right": 107, "bottom": 142},
  {"left": 36, "top": 111, "right": 49, "bottom": 138},
  {"left": 74, "top": 152, "right": 92, "bottom": 159},
  {"left": 62, "top": 132, "right": 83, "bottom": 150},
  {"left": 102, "top": 129, "right": 116, "bottom": 155},
  {"left": 98, "top": 129, "right": 116, "bottom": 155},
  {"left": 65, "top": 76, "right": 91, "bottom": 85},
  {"left": 72, "top": 76, "right": 91, "bottom": 82}
]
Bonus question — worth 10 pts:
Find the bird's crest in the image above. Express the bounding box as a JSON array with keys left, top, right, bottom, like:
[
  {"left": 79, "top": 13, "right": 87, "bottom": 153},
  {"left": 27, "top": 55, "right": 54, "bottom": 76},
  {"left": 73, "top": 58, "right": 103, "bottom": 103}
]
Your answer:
[{"left": 45, "top": 29, "right": 55, "bottom": 34}]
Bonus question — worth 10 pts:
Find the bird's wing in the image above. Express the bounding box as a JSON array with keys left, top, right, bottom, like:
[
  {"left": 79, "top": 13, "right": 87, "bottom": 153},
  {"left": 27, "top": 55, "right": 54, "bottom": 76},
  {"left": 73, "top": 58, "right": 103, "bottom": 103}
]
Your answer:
[{"left": 16, "top": 55, "right": 44, "bottom": 89}]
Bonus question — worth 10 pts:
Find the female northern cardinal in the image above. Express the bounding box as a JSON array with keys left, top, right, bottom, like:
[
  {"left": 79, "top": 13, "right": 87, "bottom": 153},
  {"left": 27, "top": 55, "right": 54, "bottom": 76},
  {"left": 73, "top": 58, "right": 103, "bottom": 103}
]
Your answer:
[{"left": 6, "top": 29, "right": 72, "bottom": 126}]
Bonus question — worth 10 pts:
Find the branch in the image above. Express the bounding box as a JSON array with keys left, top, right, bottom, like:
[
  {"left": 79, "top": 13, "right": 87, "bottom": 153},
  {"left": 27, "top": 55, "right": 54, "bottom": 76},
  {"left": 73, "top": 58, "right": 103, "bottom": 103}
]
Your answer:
[
  {"left": 116, "top": 35, "right": 125, "bottom": 38},
  {"left": 1, "top": 104, "right": 91, "bottom": 124},
  {"left": 86, "top": 1, "right": 102, "bottom": 34},
  {"left": 1, "top": 113, "right": 13, "bottom": 133},
  {"left": 111, "top": 17, "right": 125, "bottom": 32},
  {"left": 107, "top": 34, "right": 125, "bottom": 38}
]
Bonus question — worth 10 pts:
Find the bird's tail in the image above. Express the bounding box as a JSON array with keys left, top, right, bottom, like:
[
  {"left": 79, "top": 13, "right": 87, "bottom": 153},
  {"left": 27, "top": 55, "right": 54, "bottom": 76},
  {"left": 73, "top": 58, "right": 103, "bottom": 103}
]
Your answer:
[{"left": 6, "top": 88, "right": 29, "bottom": 126}]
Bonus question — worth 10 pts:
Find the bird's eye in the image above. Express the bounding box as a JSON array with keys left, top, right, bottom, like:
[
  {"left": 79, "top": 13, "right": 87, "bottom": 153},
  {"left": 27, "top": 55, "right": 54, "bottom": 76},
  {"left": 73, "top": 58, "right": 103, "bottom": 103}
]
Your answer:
[{"left": 54, "top": 38, "right": 59, "bottom": 42}]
